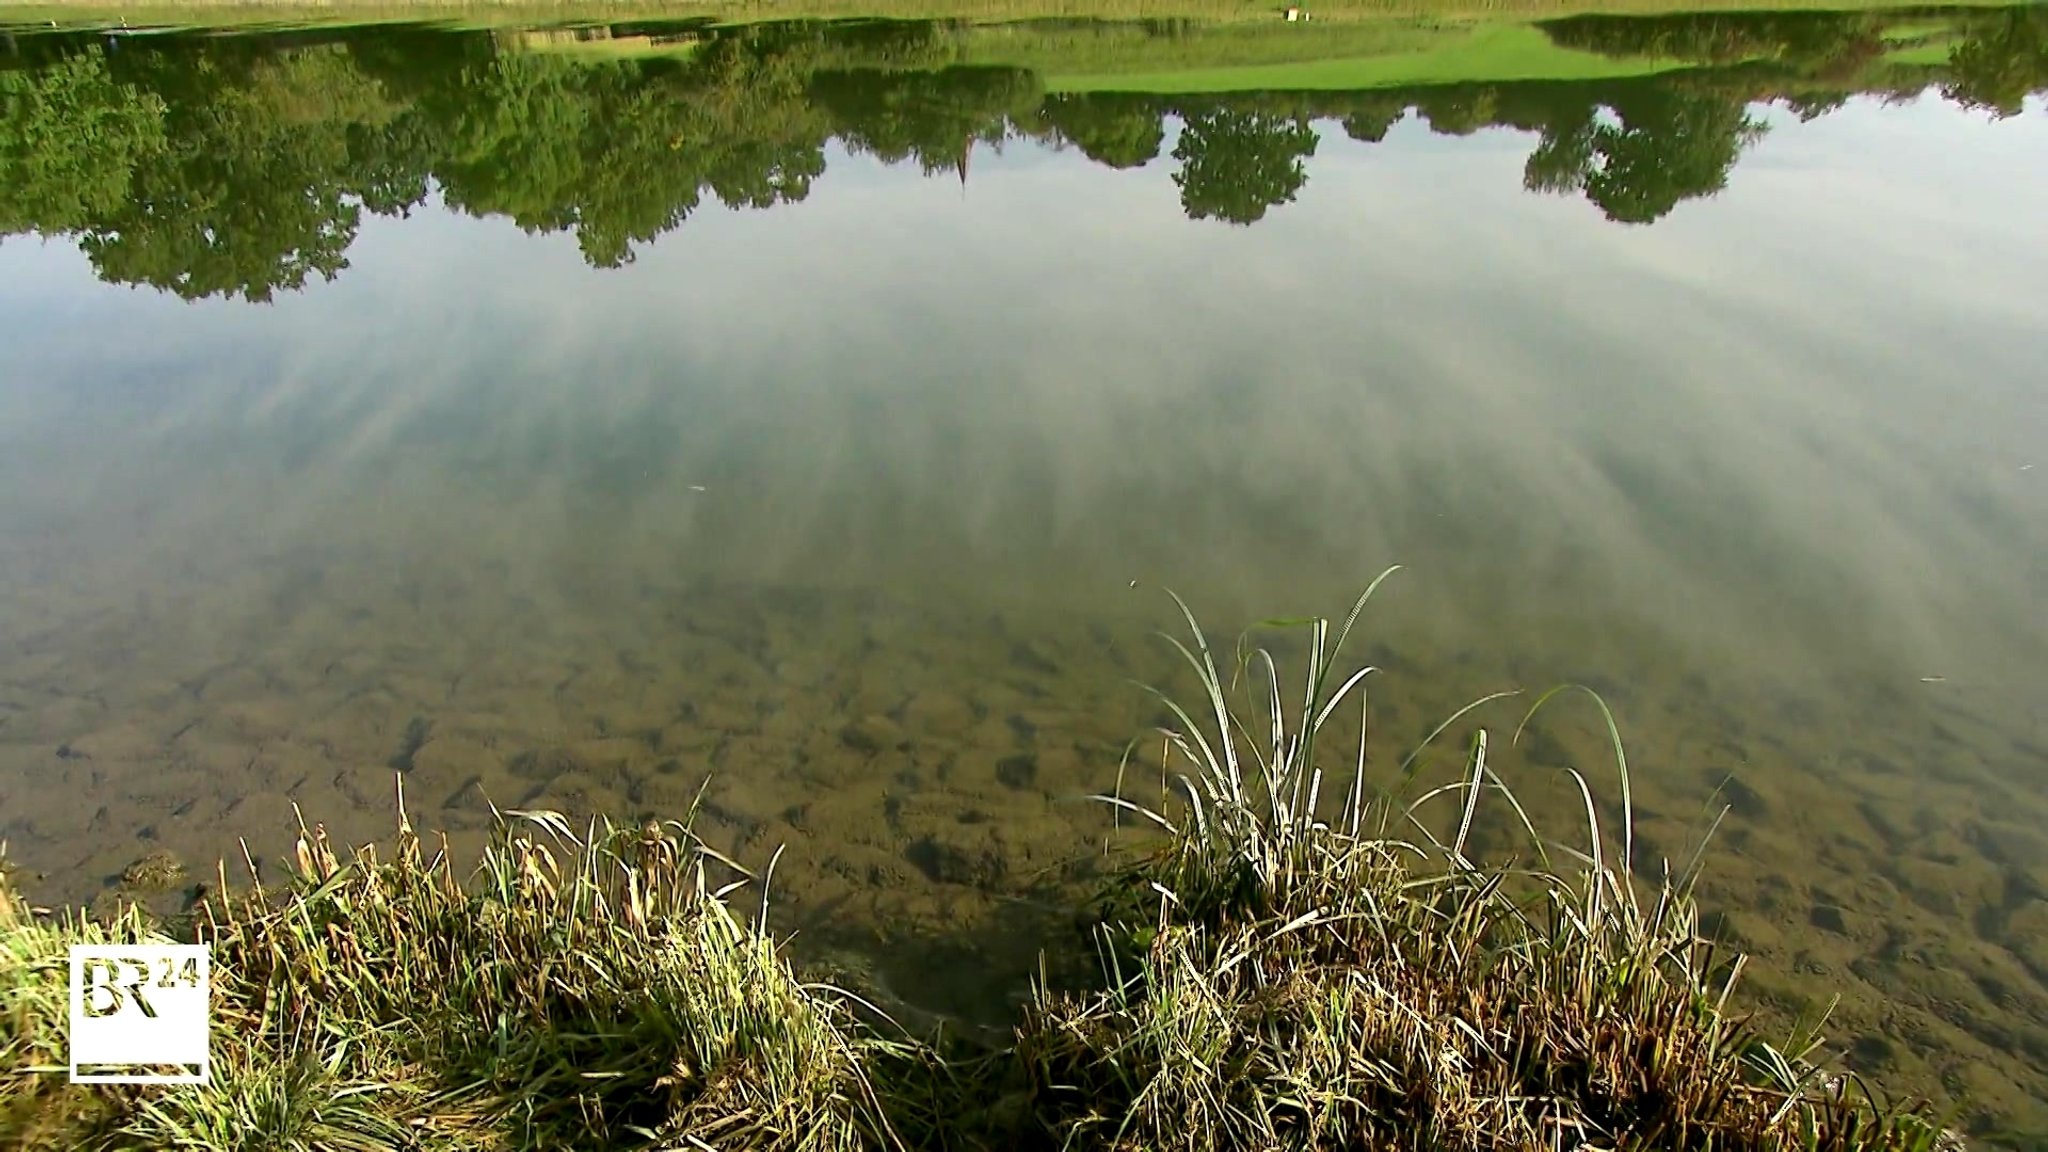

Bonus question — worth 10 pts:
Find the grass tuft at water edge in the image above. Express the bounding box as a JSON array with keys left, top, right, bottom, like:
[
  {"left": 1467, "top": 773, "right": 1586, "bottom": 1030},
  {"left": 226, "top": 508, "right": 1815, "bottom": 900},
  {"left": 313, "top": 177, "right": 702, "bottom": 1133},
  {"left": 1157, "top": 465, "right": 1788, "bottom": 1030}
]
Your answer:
[
  {"left": 2, "top": 792, "right": 901, "bottom": 1150},
  {"left": 1014, "top": 572, "right": 1956, "bottom": 1152}
]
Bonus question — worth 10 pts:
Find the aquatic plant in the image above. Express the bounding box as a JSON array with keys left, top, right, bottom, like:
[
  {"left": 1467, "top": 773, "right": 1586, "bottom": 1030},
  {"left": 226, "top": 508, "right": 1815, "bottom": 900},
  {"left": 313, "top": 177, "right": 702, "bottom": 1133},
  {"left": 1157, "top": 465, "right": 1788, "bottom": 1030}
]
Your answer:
[
  {"left": 1, "top": 794, "right": 899, "bottom": 1151},
  {"left": 1017, "top": 571, "right": 1952, "bottom": 1152}
]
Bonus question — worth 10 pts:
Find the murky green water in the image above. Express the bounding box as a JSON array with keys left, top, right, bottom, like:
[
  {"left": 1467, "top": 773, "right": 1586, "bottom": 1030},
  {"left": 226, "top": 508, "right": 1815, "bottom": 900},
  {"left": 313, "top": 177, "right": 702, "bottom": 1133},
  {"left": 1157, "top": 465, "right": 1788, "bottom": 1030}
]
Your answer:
[{"left": 2, "top": 9, "right": 2045, "bottom": 1138}]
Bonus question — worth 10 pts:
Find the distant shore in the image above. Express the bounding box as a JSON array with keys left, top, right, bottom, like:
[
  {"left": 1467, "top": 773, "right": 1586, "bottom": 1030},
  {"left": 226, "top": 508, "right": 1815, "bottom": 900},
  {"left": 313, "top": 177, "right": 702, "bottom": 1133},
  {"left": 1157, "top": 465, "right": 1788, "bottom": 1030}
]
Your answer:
[{"left": 0, "top": 0, "right": 1988, "bottom": 31}]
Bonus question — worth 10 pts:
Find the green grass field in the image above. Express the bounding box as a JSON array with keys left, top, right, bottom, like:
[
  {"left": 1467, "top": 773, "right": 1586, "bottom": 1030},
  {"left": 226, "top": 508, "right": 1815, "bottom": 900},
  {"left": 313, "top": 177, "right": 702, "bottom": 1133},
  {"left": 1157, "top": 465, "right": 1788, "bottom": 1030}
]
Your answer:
[
  {"left": 1040, "top": 22, "right": 1685, "bottom": 91},
  {"left": 8, "top": 0, "right": 1995, "bottom": 103},
  {"left": 953, "top": 19, "right": 1459, "bottom": 73},
  {"left": 1880, "top": 40, "right": 1962, "bottom": 63}
]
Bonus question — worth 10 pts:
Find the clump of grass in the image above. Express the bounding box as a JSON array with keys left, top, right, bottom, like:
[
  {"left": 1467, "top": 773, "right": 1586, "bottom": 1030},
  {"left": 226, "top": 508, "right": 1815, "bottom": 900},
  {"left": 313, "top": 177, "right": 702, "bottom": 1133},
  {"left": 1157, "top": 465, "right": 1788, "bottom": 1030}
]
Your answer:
[
  {"left": 1, "top": 792, "right": 904, "bottom": 1151},
  {"left": 1020, "top": 570, "right": 1951, "bottom": 1152}
]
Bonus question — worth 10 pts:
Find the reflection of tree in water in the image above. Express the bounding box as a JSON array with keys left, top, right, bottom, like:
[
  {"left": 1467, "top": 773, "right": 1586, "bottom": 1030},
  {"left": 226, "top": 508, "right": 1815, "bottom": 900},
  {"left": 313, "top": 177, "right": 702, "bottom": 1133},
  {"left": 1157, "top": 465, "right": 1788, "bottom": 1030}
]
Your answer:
[
  {"left": 0, "top": 50, "right": 167, "bottom": 235},
  {"left": 373, "top": 33, "right": 841, "bottom": 268},
  {"left": 810, "top": 65, "right": 1042, "bottom": 176},
  {"left": 1170, "top": 106, "right": 1317, "bottom": 225},
  {"left": 1508, "top": 85, "right": 1768, "bottom": 224},
  {"left": 2, "top": 7, "right": 2046, "bottom": 298},
  {"left": 1944, "top": 6, "right": 2048, "bottom": 118},
  {"left": 1415, "top": 86, "right": 1500, "bottom": 137},
  {"left": 1339, "top": 92, "right": 1408, "bottom": 144},
  {"left": 1579, "top": 94, "right": 1767, "bottom": 225},
  {"left": 1034, "top": 92, "right": 1163, "bottom": 168},
  {"left": 1542, "top": 10, "right": 1891, "bottom": 82},
  {"left": 2, "top": 36, "right": 380, "bottom": 300}
]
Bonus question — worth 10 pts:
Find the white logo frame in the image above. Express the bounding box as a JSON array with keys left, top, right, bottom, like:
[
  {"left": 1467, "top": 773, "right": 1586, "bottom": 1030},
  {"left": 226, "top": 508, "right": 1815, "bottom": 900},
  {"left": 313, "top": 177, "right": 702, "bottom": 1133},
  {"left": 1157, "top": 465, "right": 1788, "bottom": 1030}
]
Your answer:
[{"left": 68, "top": 944, "right": 211, "bottom": 1084}]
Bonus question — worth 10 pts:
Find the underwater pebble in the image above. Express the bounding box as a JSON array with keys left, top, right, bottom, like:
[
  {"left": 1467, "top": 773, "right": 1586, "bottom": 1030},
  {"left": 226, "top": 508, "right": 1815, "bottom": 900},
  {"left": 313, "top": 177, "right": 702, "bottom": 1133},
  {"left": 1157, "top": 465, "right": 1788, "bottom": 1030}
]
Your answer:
[
  {"left": 903, "top": 831, "right": 1006, "bottom": 890},
  {"left": 841, "top": 715, "right": 906, "bottom": 755},
  {"left": 994, "top": 753, "right": 1037, "bottom": 791},
  {"left": 903, "top": 691, "right": 977, "bottom": 736},
  {"left": 409, "top": 738, "right": 502, "bottom": 782}
]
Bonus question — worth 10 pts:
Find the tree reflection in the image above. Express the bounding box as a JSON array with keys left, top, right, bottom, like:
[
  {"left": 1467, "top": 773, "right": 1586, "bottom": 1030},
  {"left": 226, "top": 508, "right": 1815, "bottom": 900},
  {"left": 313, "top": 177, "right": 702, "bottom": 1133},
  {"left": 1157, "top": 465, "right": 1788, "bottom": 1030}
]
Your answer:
[
  {"left": 1541, "top": 11, "right": 1891, "bottom": 79},
  {"left": 1512, "top": 87, "right": 1767, "bottom": 224},
  {"left": 1036, "top": 93, "right": 1164, "bottom": 168},
  {"left": 1521, "top": 102, "right": 1600, "bottom": 196},
  {"left": 1415, "top": 86, "right": 1500, "bottom": 137},
  {"left": 811, "top": 65, "right": 1042, "bottom": 176},
  {"left": 1170, "top": 106, "right": 1317, "bottom": 224},
  {"left": 1339, "top": 92, "right": 1408, "bottom": 144},
  {"left": 1, "top": 7, "right": 2044, "bottom": 299},
  {"left": 1944, "top": 6, "right": 2048, "bottom": 118},
  {"left": 0, "top": 50, "right": 167, "bottom": 235}
]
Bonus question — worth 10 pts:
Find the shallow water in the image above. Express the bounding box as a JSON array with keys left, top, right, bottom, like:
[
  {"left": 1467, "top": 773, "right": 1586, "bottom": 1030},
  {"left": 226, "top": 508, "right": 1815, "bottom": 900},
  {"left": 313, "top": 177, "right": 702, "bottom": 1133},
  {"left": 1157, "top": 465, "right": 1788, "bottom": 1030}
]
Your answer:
[{"left": 1, "top": 12, "right": 2046, "bottom": 1138}]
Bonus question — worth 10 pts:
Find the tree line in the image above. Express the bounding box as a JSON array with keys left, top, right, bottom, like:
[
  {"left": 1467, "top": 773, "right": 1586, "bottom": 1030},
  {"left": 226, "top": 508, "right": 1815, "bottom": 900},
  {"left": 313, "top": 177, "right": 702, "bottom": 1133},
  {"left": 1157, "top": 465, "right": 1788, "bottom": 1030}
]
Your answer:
[{"left": 2, "top": 7, "right": 2042, "bottom": 301}]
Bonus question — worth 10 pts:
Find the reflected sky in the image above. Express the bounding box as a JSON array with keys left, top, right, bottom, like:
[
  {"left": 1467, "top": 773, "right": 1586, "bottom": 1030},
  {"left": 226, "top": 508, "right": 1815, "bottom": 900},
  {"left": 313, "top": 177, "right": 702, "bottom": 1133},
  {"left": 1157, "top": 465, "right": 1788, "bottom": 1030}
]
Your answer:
[{"left": 3, "top": 95, "right": 2044, "bottom": 707}]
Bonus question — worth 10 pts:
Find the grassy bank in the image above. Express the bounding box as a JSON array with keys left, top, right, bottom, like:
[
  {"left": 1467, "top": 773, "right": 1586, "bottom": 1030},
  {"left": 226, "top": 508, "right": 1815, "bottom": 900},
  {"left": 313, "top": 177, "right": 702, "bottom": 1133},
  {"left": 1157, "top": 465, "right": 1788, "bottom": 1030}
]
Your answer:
[
  {"left": 1, "top": 580, "right": 1956, "bottom": 1150},
  {"left": 1035, "top": 21, "right": 1680, "bottom": 90},
  {"left": 3, "top": 802, "right": 920, "bottom": 1149}
]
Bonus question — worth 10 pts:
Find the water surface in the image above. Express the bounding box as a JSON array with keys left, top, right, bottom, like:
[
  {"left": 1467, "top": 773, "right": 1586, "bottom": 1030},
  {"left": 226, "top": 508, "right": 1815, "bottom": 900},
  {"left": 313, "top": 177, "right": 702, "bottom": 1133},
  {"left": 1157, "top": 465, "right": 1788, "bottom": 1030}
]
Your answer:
[{"left": 1, "top": 11, "right": 2045, "bottom": 1138}]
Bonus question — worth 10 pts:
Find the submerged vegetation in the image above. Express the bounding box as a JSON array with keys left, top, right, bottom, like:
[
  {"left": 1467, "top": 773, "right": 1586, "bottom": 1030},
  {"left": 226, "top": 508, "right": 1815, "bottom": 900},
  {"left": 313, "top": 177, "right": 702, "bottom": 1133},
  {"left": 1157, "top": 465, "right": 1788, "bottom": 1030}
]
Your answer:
[
  {"left": 0, "top": 6, "right": 2045, "bottom": 295},
  {"left": 1, "top": 575, "right": 1959, "bottom": 1149}
]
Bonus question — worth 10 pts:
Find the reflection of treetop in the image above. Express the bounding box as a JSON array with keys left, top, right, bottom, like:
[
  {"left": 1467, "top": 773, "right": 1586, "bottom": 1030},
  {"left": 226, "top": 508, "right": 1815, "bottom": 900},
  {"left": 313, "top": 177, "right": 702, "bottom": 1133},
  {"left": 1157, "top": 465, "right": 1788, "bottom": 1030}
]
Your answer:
[{"left": 1, "top": 8, "right": 2041, "bottom": 300}]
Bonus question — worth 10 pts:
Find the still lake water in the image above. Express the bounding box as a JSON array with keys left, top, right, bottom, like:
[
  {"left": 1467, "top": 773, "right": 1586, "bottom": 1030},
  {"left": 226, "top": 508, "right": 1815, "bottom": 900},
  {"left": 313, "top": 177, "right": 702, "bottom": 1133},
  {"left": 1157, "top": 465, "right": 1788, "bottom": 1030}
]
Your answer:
[{"left": 1, "top": 14, "right": 2045, "bottom": 1137}]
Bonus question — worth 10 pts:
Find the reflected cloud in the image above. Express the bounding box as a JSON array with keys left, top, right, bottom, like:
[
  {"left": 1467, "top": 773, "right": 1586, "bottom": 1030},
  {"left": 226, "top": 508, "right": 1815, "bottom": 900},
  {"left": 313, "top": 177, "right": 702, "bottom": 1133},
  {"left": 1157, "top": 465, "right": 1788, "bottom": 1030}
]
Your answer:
[{"left": 1, "top": 76, "right": 2044, "bottom": 708}]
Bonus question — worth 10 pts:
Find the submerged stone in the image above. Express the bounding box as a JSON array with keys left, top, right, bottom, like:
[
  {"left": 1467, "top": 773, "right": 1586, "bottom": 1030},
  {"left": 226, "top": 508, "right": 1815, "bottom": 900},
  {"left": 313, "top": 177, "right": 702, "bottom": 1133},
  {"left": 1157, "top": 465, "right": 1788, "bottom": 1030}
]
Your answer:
[
  {"left": 903, "top": 691, "right": 977, "bottom": 735},
  {"left": 841, "top": 715, "right": 906, "bottom": 754},
  {"left": 119, "top": 849, "right": 186, "bottom": 892},
  {"left": 903, "top": 833, "right": 1006, "bottom": 889},
  {"left": 995, "top": 753, "right": 1038, "bottom": 791}
]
